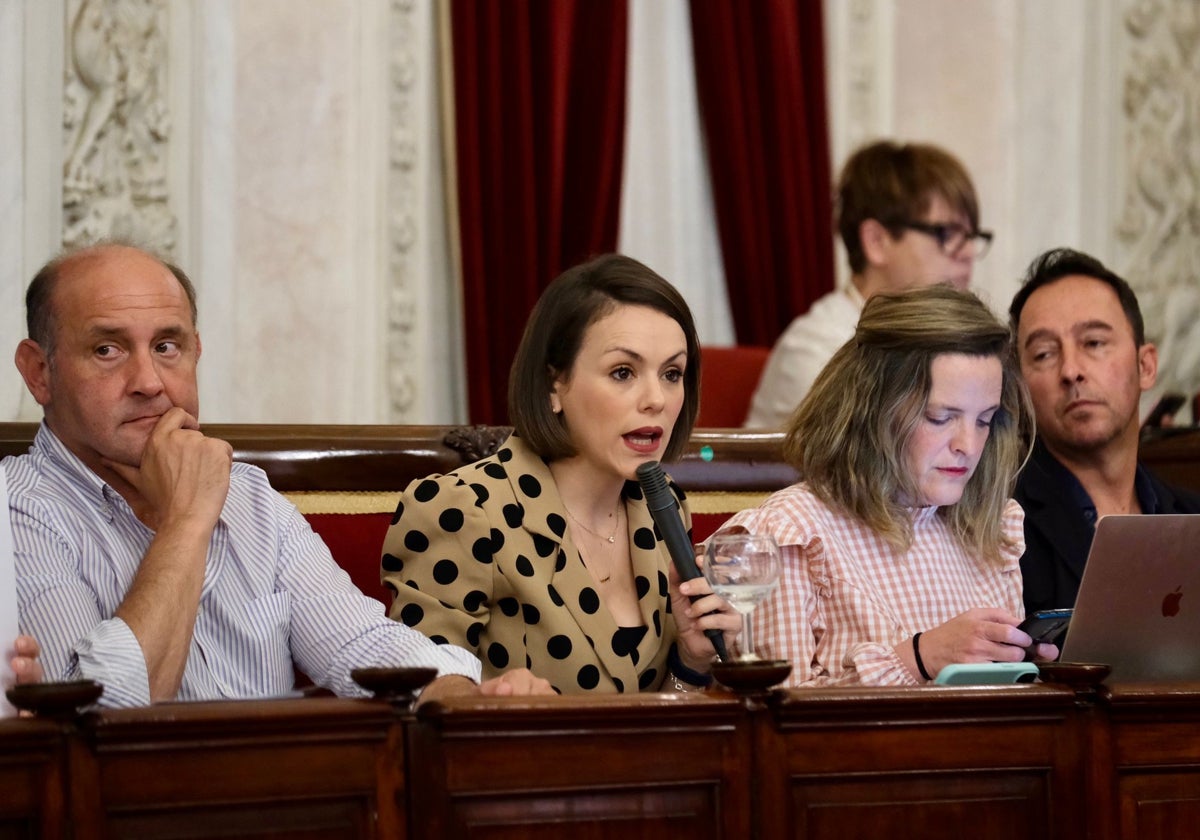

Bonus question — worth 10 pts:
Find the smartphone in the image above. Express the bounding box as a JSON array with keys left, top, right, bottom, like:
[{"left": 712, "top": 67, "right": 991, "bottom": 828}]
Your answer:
[
  {"left": 934, "top": 662, "right": 1039, "bottom": 685},
  {"left": 1143, "top": 392, "right": 1186, "bottom": 428},
  {"left": 1018, "top": 608, "right": 1072, "bottom": 646}
]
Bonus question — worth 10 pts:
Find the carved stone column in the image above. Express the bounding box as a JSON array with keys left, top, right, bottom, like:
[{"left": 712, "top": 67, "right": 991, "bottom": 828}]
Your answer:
[
  {"left": 1114, "top": 0, "right": 1200, "bottom": 402},
  {"left": 63, "top": 0, "right": 177, "bottom": 255}
]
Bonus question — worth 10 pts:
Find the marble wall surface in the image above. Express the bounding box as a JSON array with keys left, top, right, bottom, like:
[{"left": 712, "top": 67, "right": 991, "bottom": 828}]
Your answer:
[{"left": 1, "top": 0, "right": 1197, "bottom": 423}]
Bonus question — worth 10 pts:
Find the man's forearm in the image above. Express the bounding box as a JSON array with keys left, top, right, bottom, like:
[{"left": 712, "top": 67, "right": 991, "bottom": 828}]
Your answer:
[{"left": 114, "top": 519, "right": 212, "bottom": 702}]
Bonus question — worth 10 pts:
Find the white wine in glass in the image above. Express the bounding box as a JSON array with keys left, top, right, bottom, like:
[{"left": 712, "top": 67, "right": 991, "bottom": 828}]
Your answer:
[{"left": 703, "top": 533, "right": 782, "bottom": 661}]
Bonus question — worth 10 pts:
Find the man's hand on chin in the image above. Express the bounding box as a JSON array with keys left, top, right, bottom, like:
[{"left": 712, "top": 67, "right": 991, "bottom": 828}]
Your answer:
[{"left": 104, "top": 407, "right": 232, "bottom": 529}]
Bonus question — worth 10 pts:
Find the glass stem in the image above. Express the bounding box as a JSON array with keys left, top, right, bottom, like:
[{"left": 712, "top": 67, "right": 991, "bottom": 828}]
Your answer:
[{"left": 741, "top": 611, "right": 755, "bottom": 661}]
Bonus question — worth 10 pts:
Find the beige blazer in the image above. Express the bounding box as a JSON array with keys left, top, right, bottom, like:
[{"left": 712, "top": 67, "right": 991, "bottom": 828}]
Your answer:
[{"left": 382, "top": 434, "right": 691, "bottom": 693}]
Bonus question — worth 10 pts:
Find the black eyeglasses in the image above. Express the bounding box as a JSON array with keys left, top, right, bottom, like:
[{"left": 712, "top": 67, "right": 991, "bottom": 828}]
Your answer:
[{"left": 899, "top": 221, "right": 993, "bottom": 260}]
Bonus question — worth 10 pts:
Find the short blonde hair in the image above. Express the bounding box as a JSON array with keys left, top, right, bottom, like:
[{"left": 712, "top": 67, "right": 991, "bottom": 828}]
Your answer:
[{"left": 784, "top": 285, "right": 1033, "bottom": 562}]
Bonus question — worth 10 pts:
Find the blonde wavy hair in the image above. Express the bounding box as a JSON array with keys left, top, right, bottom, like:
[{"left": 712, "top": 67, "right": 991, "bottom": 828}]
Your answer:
[{"left": 783, "top": 285, "right": 1034, "bottom": 563}]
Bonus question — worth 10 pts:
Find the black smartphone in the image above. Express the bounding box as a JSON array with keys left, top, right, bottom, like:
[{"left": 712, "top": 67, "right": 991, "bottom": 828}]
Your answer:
[
  {"left": 1018, "top": 608, "right": 1072, "bottom": 659},
  {"left": 1143, "top": 392, "right": 1186, "bottom": 429}
]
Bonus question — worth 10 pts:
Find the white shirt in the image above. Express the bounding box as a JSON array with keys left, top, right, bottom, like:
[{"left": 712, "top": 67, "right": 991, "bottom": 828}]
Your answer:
[
  {"left": 744, "top": 286, "right": 865, "bottom": 429},
  {"left": 6, "top": 424, "right": 481, "bottom": 707}
]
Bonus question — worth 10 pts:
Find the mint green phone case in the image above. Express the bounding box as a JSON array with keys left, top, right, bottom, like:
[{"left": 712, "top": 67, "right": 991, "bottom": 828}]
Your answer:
[{"left": 934, "top": 662, "right": 1039, "bottom": 685}]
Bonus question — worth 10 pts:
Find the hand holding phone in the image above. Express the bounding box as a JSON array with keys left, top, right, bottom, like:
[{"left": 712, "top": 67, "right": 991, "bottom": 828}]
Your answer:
[{"left": 1017, "top": 608, "right": 1072, "bottom": 660}]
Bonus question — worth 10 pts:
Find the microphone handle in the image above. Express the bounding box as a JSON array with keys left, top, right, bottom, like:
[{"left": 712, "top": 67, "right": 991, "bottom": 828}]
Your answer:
[{"left": 654, "top": 507, "right": 729, "bottom": 662}]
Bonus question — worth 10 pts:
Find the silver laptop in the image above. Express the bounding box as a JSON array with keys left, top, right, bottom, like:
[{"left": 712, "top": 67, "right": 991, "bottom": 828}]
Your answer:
[{"left": 1061, "top": 514, "right": 1200, "bottom": 682}]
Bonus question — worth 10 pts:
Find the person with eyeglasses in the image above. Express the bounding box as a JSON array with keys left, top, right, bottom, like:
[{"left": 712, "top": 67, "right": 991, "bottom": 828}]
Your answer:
[{"left": 745, "top": 140, "right": 992, "bottom": 429}]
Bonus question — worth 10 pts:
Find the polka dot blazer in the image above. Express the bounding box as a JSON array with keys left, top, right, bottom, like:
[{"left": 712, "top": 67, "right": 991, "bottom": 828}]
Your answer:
[{"left": 381, "top": 434, "right": 691, "bottom": 693}]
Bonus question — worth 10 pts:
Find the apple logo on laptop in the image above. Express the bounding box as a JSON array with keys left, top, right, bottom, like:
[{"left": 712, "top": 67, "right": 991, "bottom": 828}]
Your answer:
[{"left": 1162, "top": 586, "right": 1184, "bottom": 618}]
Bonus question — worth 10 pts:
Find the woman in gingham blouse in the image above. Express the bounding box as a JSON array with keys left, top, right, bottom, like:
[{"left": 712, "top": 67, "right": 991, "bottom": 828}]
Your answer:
[{"left": 721, "top": 286, "right": 1060, "bottom": 686}]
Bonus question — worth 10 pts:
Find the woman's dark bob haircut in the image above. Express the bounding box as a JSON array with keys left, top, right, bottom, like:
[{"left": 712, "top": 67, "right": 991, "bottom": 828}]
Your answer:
[{"left": 508, "top": 253, "right": 701, "bottom": 463}]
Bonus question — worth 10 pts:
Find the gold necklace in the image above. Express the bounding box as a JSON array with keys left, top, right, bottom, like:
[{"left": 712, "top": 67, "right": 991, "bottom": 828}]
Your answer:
[
  {"left": 564, "top": 500, "right": 623, "bottom": 583},
  {"left": 564, "top": 500, "right": 622, "bottom": 544}
]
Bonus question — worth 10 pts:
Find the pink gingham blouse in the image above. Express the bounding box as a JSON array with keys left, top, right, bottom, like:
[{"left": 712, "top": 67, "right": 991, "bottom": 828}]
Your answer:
[{"left": 723, "top": 483, "right": 1026, "bottom": 687}]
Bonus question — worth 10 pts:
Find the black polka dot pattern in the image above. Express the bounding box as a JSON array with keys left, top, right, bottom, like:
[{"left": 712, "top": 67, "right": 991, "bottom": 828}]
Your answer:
[
  {"left": 432, "top": 559, "right": 458, "bottom": 585},
  {"left": 578, "top": 587, "right": 600, "bottom": 614},
  {"left": 381, "top": 439, "right": 686, "bottom": 695},
  {"left": 577, "top": 665, "right": 600, "bottom": 690},
  {"left": 413, "top": 479, "right": 440, "bottom": 503},
  {"left": 518, "top": 474, "right": 542, "bottom": 497},
  {"left": 502, "top": 504, "right": 524, "bottom": 529},
  {"left": 547, "top": 635, "right": 573, "bottom": 659},
  {"left": 472, "top": 537, "right": 494, "bottom": 565},
  {"left": 400, "top": 603, "right": 423, "bottom": 627},
  {"left": 633, "top": 527, "right": 657, "bottom": 551},
  {"left": 487, "top": 643, "right": 509, "bottom": 669},
  {"left": 439, "top": 508, "right": 464, "bottom": 532},
  {"left": 635, "top": 576, "right": 651, "bottom": 599}
]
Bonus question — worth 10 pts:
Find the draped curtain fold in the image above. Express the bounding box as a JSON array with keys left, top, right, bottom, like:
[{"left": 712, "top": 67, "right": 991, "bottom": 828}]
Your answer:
[
  {"left": 451, "top": 0, "right": 628, "bottom": 424},
  {"left": 688, "top": 0, "right": 834, "bottom": 346}
]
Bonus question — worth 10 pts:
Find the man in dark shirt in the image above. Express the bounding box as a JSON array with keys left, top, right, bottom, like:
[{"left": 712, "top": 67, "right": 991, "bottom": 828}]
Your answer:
[{"left": 1009, "top": 248, "right": 1200, "bottom": 613}]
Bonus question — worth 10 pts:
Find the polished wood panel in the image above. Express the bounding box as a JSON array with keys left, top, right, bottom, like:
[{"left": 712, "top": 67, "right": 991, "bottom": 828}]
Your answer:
[
  {"left": 71, "top": 697, "right": 407, "bottom": 840},
  {"left": 1, "top": 684, "right": 1200, "bottom": 838},
  {"left": 408, "top": 693, "right": 752, "bottom": 840},
  {"left": 761, "top": 685, "right": 1084, "bottom": 840},
  {"left": 1098, "top": 684, "right": 1200, "bottom": 840},
  {"left": 0, "top": 717, "right": 67, "bottom": 840}
]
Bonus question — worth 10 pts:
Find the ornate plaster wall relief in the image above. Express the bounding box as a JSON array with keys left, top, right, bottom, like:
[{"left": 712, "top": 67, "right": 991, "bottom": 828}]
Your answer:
[
  {"left": 386, "top": 0, "right": 419, "bottom": 421},
  {"left": 63, "top": 0, "right": 176, "bottom": 253},
  {"left": 844, "top": 0, "right": 885, "bottom": 152},
  {"left": 1115, "top": 0, "right": 1200, "bottom": 399}
]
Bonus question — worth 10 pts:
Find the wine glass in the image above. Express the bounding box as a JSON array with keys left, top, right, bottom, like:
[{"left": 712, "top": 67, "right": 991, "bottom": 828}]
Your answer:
[{"left": 703, "top": 533, "right": 782, "bottom": 661}]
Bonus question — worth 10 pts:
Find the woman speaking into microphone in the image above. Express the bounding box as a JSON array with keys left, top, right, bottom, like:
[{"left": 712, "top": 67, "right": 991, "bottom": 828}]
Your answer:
[{"left": 380, "top": 254, "right": 738, "bottom": 694}]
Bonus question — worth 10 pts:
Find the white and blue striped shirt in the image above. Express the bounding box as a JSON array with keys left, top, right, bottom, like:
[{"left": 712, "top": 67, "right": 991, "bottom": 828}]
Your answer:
[{"left": 5, "top": 424, "right": 481, "bottom": 707}]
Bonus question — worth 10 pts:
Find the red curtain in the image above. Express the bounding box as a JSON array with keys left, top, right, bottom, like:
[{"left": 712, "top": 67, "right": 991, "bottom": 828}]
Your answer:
[
  {"left": 451, "top": 0, "right": 628, "bottom": 424},
  {"left": 689, "top": 0, "right": 834, "bottom": 346}
]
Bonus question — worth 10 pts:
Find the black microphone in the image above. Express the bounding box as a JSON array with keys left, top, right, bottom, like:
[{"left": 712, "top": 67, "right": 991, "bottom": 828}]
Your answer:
[{"left": 636, "top": 460, "right": 729, "bottom": 662}]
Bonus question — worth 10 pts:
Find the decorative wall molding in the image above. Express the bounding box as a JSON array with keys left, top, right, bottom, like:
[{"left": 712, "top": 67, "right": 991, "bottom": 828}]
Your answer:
[
  {"left": 386, "top": 0, "right": 420, "bottom": 421},
  {"left": 1113, "top": 0, "right": 1200, "bottom": 400},
  {"left": 63, "top": 0, "right": 176, "bottom": 254}
]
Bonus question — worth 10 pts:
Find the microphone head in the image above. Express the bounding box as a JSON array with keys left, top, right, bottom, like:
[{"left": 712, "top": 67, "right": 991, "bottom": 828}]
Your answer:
[{"left": 635, "top": 460, "right": 673, "bottom": 510}]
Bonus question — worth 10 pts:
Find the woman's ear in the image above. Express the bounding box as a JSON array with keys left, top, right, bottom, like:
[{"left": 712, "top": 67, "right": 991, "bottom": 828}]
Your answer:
[{"left": 549, "top": 366, "right": 564, "bottom": 414}]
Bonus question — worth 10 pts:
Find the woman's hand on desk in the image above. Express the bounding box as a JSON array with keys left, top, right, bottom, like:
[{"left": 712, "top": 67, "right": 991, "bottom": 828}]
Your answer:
[
  {"left": 479, "top": 668, "right": 556, "bottom": 697},
  {"left": 417, "top": 668, "right": 556, "bottom": 704}
]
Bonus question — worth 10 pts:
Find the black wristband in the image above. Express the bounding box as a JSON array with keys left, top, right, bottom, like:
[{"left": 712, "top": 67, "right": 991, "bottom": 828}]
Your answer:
[
  {"left": 912, "top": 632, "right": 934, "bottom": 682},
  {"left": 669, "top": 645, "right": 714, "bottom": 687}
]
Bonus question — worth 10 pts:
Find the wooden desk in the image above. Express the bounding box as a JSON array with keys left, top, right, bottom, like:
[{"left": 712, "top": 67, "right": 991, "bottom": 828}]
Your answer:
[
  {"left": 72, "top": 697, "right": 407, "bottom": 840},
  {"left": 0, "top": 716, "right": 67, "bottom": 840},
  {"left": 2, "top": 683, "right": 1200, "bottom": 839},
  {"left": 762, "top": 684, "right": 1083, "bottom": 840},
  {"left": 408, "top": 693, "right": 752, "bottom": 839},
  {"left": 1094, "top": 683, "right": 1200, "bottom": 840}
]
